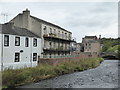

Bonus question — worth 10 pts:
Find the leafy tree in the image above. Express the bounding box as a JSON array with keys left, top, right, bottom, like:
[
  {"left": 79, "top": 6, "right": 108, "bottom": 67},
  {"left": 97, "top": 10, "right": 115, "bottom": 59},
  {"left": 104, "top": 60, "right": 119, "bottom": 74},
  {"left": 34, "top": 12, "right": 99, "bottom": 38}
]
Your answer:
[{"left": 101, "top": 38, "right": 118, "bottom": 52}]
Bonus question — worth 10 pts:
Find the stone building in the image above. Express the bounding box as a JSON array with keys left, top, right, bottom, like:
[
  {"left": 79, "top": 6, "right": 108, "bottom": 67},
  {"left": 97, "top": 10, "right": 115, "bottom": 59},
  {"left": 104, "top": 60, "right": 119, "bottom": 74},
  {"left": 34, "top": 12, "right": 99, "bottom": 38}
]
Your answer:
[
  {"left": 82, "top": 36, "right": 101, "bottom": 55},
  {"left": 9, "top": 9, "right": 72, "bottom": 58}
]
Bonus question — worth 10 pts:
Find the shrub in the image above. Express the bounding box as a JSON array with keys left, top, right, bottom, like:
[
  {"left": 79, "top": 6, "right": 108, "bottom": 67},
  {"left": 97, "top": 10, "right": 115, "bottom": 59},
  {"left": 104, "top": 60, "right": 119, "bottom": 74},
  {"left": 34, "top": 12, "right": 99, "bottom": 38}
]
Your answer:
[{"left": 2, "top": 58, "right": 104, "bottom": 88}]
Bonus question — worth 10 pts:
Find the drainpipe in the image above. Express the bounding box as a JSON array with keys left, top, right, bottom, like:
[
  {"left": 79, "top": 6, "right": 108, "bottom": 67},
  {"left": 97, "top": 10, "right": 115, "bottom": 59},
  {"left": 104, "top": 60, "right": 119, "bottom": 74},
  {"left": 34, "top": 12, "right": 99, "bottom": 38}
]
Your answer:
[
  {"left": 1, "top": 25, "right": 3, "bottom": 71},
  {"left": 30, "top": 37, "right": 32, "bottom": 67},
  {"left": 1, "top": 34, "right": 3, "bottom": 71}
]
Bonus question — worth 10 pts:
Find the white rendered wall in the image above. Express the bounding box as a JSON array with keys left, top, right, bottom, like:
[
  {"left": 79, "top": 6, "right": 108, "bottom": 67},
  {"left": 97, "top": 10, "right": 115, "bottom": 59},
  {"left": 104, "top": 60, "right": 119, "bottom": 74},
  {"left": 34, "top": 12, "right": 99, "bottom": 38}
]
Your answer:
[
  {"left": 0, "top": 34, "right": 2, "bottom": 71},
  {"left": 2, "top": 34, "right": 41, "bottom": 70}
]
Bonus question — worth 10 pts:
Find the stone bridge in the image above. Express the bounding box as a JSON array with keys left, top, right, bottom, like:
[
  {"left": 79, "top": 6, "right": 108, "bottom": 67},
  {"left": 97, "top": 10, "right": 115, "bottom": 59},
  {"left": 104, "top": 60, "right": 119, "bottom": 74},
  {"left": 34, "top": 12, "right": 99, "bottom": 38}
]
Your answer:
[{"left": 101, "top": 52, "right": 118, "bottom": 59}]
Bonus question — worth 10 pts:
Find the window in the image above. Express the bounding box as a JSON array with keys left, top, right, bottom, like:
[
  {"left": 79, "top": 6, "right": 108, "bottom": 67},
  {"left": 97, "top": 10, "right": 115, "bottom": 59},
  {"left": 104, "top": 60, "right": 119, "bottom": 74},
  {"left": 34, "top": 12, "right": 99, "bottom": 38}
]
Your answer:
[
  {"left": 15, "top": 53, "right": 20, "bottom": 62},
  {"left": 54, "top": 29, "right": 56, "bottom": 34},
  {"left": 4, "top": 35, "right": 9, "bottom": 46},
  {"left": 43, "top": 26, "right": 46, "bottom": 30},
  {"left": 69, "top": 34, "right": 71, "bottom": 40},
  {"left": 89, "top": 47, "right": 91, "bottom": 49},
  {"left": 49, "top": 54, "right": 51, "bottom": 58},
  {"left": 54, "top": 42, "right": 55, "bottom": 47},
  {"left": 33, "top": 53, "right": 37, "bottom": 61},
  {"left": 15, "top": 37, "right": 20, "bottom": 46},
  {"left": 33, "top": 38, "right": 37, "bottom": 47},
  {"left": 50, "top": 42, "right": 52, "bottom": 48},
  {"left": 25, "top": 38, "right": 29, "bottom": 47},
  {"left": 65, "top": 33, "right": 67, "bottom": 39},
  {"left": 49, "top": 42, "right": 51, "bottom": 45},
  {"left": 43, "top": 26, "right": 47, "bottom": 34},
  {"left": 58, "top": 31, "right": 60, "bottom": 37},
  {"left": 62, "top": 32, "right": 64, "bottom": 38},
  {"left": 50, "top": 28, "right": 52, "bottom": 33}
]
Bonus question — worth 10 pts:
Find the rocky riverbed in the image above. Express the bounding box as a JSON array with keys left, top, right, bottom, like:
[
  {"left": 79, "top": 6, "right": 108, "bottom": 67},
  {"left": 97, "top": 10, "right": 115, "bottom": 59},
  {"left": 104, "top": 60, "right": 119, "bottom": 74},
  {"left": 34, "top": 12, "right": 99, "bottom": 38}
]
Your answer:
[{"left": 18, "top": 60, "right": 119, "bottom": 88}]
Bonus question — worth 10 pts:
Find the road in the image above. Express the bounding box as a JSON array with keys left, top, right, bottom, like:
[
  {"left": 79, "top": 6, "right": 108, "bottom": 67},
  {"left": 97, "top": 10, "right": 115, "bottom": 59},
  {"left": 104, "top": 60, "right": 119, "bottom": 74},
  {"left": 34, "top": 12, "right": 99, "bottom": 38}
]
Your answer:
[{"left": 19, "top": 60, "right": 119, "bottom": 88}]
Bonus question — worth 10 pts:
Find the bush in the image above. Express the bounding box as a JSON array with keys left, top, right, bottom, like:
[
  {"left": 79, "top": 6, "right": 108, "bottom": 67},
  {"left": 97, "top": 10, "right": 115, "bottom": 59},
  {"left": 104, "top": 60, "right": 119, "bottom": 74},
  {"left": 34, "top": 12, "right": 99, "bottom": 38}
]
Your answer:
[{"left": 2, "top": 58, "right": 104, "bottom": 88}]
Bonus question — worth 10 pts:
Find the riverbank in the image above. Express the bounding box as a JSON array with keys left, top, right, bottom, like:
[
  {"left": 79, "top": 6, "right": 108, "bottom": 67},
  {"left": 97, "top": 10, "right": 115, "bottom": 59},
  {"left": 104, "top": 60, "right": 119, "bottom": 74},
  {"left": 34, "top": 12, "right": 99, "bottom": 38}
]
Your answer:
[
  {"left": 18, "top": 60, "right": 118, "bottom": 88},
  {"left": 2, "top": 58, "right": 104, "bottom": 88}
]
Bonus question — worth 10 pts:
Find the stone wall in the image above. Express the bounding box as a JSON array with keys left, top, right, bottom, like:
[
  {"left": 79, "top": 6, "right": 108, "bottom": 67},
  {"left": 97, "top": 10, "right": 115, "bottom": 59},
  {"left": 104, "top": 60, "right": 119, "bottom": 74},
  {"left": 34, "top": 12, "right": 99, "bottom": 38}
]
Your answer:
[{"left": 38, "top": 52, "right": 99, "bottom": 66}]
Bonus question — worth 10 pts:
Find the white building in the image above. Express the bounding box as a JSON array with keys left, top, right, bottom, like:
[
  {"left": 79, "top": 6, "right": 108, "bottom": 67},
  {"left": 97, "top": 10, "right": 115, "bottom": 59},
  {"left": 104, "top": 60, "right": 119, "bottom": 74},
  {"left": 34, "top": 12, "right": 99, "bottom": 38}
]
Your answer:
[{"left": 0, "top": 23, "right": 41, "bottom": 70}]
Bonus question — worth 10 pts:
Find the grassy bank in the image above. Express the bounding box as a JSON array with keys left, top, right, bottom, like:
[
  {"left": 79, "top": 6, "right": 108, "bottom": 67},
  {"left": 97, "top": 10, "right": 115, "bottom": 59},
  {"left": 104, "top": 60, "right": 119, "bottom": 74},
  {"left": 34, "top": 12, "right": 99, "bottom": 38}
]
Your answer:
[{"left": 2, "top": 58, "right": 104, "bottom": 88}]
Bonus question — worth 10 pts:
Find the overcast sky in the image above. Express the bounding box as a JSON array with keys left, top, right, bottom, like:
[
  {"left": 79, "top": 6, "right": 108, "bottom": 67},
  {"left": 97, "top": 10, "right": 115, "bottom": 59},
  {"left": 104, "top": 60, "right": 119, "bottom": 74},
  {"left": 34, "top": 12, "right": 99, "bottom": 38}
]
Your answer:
[{"left": 0, "top": 1, "right": 118, "bottom": 42}]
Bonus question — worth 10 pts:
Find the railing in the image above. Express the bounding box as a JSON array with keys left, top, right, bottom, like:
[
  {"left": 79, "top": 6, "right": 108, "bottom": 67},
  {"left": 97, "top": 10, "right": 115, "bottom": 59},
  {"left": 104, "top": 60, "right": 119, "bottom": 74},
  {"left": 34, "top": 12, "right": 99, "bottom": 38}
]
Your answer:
[
  {"left": 43, "top": 34, "right": 72, "bottom": 41},
  {"left": 43, "top": 47, "right": 71, "bottom": 51},
  {"left": 43, "top": 54, "right": 80, "bottom": 59}
]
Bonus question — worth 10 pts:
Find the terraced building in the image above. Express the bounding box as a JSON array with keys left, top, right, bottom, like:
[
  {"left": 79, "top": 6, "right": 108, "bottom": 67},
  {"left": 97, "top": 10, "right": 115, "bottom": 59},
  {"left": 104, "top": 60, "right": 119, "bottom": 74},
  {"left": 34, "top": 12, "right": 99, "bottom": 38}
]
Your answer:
[{"left": 10, "top": 9, "right": 73, "bottom": 58}]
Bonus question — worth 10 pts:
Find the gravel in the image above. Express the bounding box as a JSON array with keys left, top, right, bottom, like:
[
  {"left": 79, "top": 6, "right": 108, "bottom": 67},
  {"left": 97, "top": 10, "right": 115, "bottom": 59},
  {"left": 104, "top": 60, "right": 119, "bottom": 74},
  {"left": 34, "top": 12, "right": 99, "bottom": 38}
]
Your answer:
[{"left": 18, "top": 60, "right": 119, "bottom": 88}]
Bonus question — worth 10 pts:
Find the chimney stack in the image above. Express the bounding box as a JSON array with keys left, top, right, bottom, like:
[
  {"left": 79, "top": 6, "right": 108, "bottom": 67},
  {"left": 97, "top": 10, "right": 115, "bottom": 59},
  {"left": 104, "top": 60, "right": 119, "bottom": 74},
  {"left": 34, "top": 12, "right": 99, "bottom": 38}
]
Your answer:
[
  {"left": 99, "top": 35, "right": 101, "bottom": 40},
  {"left": 23, "top": 8, "right": 30, "bottom": 16}
]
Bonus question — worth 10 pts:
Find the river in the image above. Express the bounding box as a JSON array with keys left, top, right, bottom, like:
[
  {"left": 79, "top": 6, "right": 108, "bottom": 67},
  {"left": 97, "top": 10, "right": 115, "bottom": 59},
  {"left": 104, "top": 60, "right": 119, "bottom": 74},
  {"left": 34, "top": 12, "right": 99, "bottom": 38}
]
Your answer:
[{"left": 18, "top": 60, "right": 119, "bottom": 88}]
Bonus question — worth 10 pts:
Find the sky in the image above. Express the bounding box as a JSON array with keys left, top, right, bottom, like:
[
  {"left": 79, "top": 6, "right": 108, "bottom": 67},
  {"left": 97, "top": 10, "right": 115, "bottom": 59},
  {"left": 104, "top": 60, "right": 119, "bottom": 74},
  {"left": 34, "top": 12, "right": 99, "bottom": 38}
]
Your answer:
[{"left": 0, "top": 0, "right": 118, "bottom": 42}]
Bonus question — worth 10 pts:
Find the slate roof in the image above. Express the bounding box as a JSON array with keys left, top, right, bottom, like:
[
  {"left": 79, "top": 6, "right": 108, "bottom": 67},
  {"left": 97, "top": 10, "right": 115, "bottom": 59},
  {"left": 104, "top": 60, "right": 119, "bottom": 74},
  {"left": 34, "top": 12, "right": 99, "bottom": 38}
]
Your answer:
[
  {"left": 30, "top": 16, "right": 72, "bottom": 34},
  {"left": 86, "top": 40, "right": 99, "bottom": 43},
  {"left": 1, "top": 23, "right": 40, "bottom": 38},
  {"left": 84, "top": 36, "right": 97, "bottom": 39}
]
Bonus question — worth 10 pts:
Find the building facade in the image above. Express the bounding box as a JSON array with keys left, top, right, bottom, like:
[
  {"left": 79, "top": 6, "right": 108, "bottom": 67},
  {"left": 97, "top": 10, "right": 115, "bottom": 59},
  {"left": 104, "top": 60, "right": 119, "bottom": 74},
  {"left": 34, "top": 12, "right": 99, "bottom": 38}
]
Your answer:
[
  {"left": 82, "top": 36, "right": 101, "bottom": 55},
  {"left": 0, "top": 23, "right": 41, "bottom": 70},
  {"left": 10, "top": 9, "right": 72, "bottom": 58}
]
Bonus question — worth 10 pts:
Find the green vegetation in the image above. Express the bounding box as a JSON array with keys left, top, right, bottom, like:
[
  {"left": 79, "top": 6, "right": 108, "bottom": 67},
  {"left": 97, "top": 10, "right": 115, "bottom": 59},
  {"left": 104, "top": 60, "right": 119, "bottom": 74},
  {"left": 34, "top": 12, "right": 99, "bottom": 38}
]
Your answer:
[
  {"left": 107, "top": 45, "right": 119, "bottom": 53},
  {"left": 101, "top": 38, "right": 120, "bottom": 59},
  {"left": 2, "top": 58, "right": 104, "bottom": 88},
  {"left": 101, "top": 38, "right": 118, "bottom": 52}
]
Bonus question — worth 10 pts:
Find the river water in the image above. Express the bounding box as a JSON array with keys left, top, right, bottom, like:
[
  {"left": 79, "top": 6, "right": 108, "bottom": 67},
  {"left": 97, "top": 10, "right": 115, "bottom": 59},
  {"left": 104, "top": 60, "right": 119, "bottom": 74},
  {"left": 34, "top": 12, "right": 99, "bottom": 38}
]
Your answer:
[{"left": 18, "top": 60, "right": 119, "bottom": 88}]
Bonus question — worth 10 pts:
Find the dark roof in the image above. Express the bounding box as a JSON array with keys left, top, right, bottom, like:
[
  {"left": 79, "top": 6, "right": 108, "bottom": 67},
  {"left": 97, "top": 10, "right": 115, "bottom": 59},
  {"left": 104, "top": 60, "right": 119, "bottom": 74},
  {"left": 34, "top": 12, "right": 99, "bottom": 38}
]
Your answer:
[
  {"left": 1, "top": 23, "right": 40, "bottom": 38},
  {"left": 87, "top": 40, "right": 99, "bottom": 43},
  {"left": 85, "top": 36, "right": 97, "bottom": 39},
  {"left": 83, "top": 39, "right": 100, "bottom": 43},
  {"left": 30, "top": 16, "right": 72, "bottom": 34}
]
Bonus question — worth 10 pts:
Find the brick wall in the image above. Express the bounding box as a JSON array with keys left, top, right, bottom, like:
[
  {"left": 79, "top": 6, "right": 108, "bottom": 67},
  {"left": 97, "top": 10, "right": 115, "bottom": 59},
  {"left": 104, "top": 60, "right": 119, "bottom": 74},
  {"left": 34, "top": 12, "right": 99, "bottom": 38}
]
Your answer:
[{"left": 38, "top": 52, "right": 99, "bottom": 66}]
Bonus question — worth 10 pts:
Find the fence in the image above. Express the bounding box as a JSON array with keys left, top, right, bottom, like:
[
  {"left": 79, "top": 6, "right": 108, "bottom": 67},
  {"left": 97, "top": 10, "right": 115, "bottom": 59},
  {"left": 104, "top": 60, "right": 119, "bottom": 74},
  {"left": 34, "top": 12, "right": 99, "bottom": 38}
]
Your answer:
[{"left": 43, "top": 54, "right": 80, "bottom": 59}]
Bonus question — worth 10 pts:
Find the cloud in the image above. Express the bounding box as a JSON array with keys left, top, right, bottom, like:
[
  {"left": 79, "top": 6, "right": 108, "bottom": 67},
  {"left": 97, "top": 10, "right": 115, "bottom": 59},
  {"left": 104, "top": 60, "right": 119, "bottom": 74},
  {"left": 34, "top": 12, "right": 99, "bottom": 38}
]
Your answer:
[
  {"left": 0, "top": 2, "right": 118, "bottom": 42},
  {"left": 88, "top": 23, "right": 118, "bottom": 37},
  {"left": 0, "top": 0, "right": 118, "bottom": 2}
]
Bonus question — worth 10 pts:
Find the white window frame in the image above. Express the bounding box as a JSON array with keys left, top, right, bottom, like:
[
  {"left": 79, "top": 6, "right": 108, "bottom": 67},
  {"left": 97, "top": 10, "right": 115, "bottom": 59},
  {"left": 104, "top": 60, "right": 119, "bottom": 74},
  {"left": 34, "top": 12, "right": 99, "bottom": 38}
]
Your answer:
[{"left": 4, "top": 35, "right": 9, "bottom": 46}]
